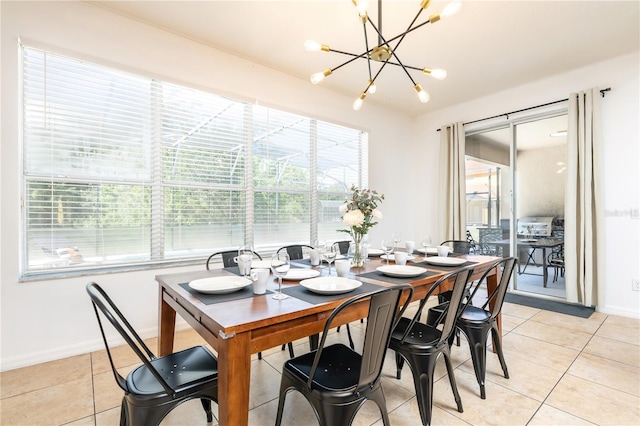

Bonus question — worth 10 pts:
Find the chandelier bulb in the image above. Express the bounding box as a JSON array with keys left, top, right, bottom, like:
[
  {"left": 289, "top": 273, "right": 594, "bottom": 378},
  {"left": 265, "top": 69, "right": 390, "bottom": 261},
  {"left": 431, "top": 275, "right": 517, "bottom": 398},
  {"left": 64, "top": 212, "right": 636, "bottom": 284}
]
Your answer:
[
  {"left": 367, "top": 80, "right": 377, "bottom": 94},
  {"left": 352, "top": 0, "right": 369, "bottom": 17},
  {"left": 422, "top": 68, "right": 447, "bottom": 80},
  {"left": 441, "top": 0, "right": 462, "bottom": 18},
  {"left": 310, "top": 69, "right": 332, "bottom": 85},
  {"left": 304, "top": 40, "right": 329, "bottom": 52},
  {"left": 353, "top": 92, "right": 367, "bottom": 110},
  {"left": 414, "top": 84, "right": 430, "bottom": 104}
]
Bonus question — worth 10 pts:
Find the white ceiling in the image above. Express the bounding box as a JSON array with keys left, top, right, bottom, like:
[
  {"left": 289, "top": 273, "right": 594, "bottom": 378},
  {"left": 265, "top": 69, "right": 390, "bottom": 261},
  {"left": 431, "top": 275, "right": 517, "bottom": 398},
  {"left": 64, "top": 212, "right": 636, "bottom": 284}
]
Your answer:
[{"left": 88, "top": 0, "right": 639, "bottom": 117}]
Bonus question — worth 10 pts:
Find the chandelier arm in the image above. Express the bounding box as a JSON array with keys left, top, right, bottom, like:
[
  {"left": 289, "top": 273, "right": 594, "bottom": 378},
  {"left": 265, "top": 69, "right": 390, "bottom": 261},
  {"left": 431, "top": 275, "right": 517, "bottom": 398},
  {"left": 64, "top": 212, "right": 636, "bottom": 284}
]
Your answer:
[
  {"left": 391, "top": 8, "right": 425, "bottom": 52},
  {"left": 362, "top": 19, "right": 374, "bottom": 80},
  {"left": 366, "top": 19, "right": 417, "bottom": 85}
]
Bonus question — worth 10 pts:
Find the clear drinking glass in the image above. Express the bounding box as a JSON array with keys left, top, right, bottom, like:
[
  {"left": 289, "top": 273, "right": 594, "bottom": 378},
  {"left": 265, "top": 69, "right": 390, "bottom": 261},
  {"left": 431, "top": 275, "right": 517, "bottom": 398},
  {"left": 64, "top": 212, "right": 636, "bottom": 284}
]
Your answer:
[
  {"left": 271, "top": 252, "right": 290, "bottom": 300},
  {"left": 392, "top": 232, "right": 402, "bottom": 252},
  {"left": 421, "top": 236, "right": 432, "bottom": 260},
  {"left": 323, "top": 243, "right": 338, "bottom": 275},
  {"left": 381, "top": 239, "right": 394, "bottom": 264}
]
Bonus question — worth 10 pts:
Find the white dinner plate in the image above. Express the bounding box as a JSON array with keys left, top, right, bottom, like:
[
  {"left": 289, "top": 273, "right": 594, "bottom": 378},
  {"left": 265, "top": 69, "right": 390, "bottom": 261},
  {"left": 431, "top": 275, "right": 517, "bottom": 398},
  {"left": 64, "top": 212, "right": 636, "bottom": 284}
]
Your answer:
[
  {"left": 416, "top": 247, "right": 452, "bottom": 255},
  {"left": 299, "top": 277, "right": 362, "bottom": 295},
  {"left": 376, "top": 265, "right": 428, "bottom": 278},
  {"left": 250, "top": 260, "right": 272, "bottom": 269},
  {"left": 380, "top": 254, "right": 416, "bottom": 262},
  {"left": 283, "top": 268, "right": 321, "bottom": 281},
  {"left": 367, "top": 248, "right": 384, "bottom": 257},
  {"left": 189, "top": 276, "right": 252, "bottom": 294},
  {"left": 424, "top": 257, "right": 467, "bottom": 266}
]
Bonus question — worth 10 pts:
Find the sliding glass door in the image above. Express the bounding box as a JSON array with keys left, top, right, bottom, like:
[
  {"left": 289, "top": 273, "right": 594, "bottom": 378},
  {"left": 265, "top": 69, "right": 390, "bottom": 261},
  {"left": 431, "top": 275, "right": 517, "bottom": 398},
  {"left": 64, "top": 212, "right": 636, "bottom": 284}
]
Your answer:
[{"left": 465, "top": 113, "right": 568, "bottom": 300}]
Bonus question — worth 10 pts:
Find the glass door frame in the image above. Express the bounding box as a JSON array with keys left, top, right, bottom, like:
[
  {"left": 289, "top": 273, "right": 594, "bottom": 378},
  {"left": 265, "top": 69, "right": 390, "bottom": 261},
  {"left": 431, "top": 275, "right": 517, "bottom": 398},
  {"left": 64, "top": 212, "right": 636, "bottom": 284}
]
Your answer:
[{"left": 465, "top": 108, "right": 568, "bottom": 297}]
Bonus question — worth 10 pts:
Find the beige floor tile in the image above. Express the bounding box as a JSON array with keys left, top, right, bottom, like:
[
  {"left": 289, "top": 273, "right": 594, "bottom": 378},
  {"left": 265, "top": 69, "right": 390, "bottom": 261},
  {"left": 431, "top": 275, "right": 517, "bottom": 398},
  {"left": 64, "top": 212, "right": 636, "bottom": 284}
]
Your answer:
[
  {"left": 91, "top": 338, "right": 154, "bottom": 375},
  {"left": 384, "top": 396, "right": 469, "bottom": 425},
  {"left": 0, "top": 375, "right": 94, "bottom": 425},
  {"left": 567, "top": 352, "right": 640, "bottom": 397},
  {"left": 583, "top": 335, "right": 640, "bottom": 367},
  {"left": 501, "top": 312, "right": 529, "bottom": 333},
  {"left": 0, "top": 354, "right": 91, "bottom": 399},
  {"left": 457, "top": 348, "right": 564, "bottom": 401},
  {"left": 248, "top": 358, "right": 283, "bottom": 409},
  {"left": 256, "top": 391, "right": 318, "bottom": 425},
  {"left": 93, "top": 364, "right": 137, "bottom": 413},
  {"left": 65, "top": 415, "right": 97, "bottom": 425},
  {"left": 161, "top": 398, "right": 218, "bottom": 425},
  {"left": 432, "top": 369, "right": 540, "bottom": 425},
  {"left": 529, "top": 309, "right": 604, "bottom": 334},
  {"left": 528, "top": 404, "right": 597, "bottom": 425},
  {"left": 546, "top": 374, "right": 640, "bottom": 425},
  {"left": 501, "top": 302, "right": 540, "bottom": 319},
  {"left": 502, "top": 332, "right": 579, "bottom": 372},
  {"left": 95, "top": 407, "right": 121, "bottom": 426},
  {"left": 511, "top": 318, "right": 592, "bottom": 351},
  {"left": 596, "top": 316, "right": 640, "bottom": 346}
]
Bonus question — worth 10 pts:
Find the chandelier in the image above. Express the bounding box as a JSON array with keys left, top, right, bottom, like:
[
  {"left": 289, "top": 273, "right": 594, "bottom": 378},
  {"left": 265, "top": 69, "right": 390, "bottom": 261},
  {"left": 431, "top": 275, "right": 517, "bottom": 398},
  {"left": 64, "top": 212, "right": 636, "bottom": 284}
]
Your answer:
[{"left": 305, "top": 0, "right": 461, "bottom": 110}]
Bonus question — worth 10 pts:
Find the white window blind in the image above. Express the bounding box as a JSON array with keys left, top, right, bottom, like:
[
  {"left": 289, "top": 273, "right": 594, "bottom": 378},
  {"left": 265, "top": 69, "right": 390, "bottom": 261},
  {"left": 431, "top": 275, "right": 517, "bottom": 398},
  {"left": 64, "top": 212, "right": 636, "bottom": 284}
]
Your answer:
[{"left": 21, "top": 44, "right": 367, "bottom": 277}]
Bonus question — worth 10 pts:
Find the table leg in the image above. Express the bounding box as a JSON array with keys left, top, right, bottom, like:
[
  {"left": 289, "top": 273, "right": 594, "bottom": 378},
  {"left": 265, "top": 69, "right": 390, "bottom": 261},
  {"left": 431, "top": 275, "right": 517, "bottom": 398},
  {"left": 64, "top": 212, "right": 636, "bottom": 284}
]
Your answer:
[
  {"left": 217, "top": 331, "right": 251, "bottom": 426},
  {"left": 486, "top": 269, "right": 501, "bottom": 353},
  {"left": 158, "top": 288, "right": 176, "bottom": 356}
]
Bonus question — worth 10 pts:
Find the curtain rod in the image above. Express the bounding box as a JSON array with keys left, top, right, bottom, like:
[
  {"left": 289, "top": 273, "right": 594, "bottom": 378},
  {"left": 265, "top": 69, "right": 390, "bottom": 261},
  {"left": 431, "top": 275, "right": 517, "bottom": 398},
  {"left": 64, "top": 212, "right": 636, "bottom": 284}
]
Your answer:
[{"left": 437, "top": 87, "right": 611, "bottom": 131}]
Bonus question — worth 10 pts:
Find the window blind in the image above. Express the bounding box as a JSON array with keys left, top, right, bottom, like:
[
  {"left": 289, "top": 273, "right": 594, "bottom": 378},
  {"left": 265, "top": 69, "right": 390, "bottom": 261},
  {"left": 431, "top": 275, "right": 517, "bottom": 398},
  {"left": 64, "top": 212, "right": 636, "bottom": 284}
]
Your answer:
[{"left": 21, "top": 44, "right": 367, "bottom": 277}]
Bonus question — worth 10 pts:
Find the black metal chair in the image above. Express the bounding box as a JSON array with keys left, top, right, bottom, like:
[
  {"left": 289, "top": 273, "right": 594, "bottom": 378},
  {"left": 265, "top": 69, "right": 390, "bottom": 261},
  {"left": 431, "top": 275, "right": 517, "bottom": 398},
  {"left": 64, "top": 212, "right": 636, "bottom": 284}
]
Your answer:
[
  {"left": 205, "top": 249, "right": 262, "bottom": 270},
  {"left": 390, "top": 268, "right": 474, "bottom": 426},
  {"left": 426, "top": 257, "right": 517, "bottom": 399},
  {"left": 275, "top": 284, "right": 414, "bottom": 426},
  {"left": 86, "top": 282, "right": 218, "bottom": 425},
  {"left": 440, "top": 239, "right": 474, "bottom": 255},
  {"left": 277, "top": 244, "right": 314, "bottom": 261},
  {"left": 333, "top": 240, "right": 351, "bottom": 255}
]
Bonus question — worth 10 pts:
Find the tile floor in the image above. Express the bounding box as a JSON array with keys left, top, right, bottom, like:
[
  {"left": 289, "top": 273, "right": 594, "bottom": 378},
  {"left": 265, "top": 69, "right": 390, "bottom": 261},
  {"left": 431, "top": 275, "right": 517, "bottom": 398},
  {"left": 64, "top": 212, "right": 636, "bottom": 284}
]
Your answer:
[{"left": 1, "top": 301, "right": 639, "bottom": 426}]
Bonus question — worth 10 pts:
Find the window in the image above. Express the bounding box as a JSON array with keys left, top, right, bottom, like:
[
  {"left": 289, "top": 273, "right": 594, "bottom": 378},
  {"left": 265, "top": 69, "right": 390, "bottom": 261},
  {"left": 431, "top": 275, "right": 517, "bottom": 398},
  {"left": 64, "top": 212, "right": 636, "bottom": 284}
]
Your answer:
[{"left": 21, "top": 45, "right": 367, "bottom": 277}]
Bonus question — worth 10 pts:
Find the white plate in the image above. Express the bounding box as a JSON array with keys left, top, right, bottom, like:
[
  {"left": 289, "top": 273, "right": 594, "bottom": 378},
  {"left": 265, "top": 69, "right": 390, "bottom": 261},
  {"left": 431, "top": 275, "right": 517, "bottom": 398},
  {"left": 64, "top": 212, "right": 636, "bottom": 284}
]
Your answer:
[
  {"left": 380, "top": 254, "right": 416, "bottom": 262},
  {"left": 299, "top": 277, "right": 362, "bottom": 295},
  {"left": 189, "top": 276, "right": 252, "bottom": 294},
  {"left": 416, "top": 247, "right": 452, "bottom": 255},
  {"left": 283, "top": 268, "right": 321, "bottom": 281},
  {"left": 367, "top": 248, "right": 384, "bottom": 257},
  {"left": 424, "top": 257, "right": 467, "bottom": 266},
  {"left": 376, "top": 265, "right": 428, "bottom": 278},
  {"left": 250, "top": 260, "right": 272, "bottom": 269}
]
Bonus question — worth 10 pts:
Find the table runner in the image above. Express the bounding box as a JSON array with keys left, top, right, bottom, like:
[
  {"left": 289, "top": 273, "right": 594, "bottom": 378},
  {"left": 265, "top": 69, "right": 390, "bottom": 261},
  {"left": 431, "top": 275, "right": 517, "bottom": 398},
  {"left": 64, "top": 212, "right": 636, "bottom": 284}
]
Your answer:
[
  {"left": 179, "top": 282, "right": 273, "bottom": 305},
  {"left": 280, "top": 281, "right": 384, "bottom": 305},
  {"left": 357, "top": 269, "right": 440, "bottom": 284}
]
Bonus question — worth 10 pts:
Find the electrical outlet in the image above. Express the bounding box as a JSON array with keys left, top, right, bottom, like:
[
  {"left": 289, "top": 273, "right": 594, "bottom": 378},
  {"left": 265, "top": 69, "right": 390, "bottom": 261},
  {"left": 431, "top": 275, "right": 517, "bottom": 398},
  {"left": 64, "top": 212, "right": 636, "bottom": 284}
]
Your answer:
[{"left": 633, "top": 279, "right": 640, "bottom": 291}]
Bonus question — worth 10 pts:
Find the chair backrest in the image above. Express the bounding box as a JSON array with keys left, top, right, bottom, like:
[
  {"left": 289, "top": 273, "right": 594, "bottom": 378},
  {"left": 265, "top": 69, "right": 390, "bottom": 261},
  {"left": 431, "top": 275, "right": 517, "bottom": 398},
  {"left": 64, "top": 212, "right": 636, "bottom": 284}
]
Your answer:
[
  {"left": 205, "top": 249, "right": 262, "bottom": 270},
  {"left": 86, "top": 282, "right": 176, "bottom": 396},
  {"left": 333, "top": 240, "right": 351, "bottom": 255},
  {"left": 308, "top": 284, "right": 414, "bottom": 393},
  {"left": 440, "top": 240, "right": 473, "bottom": 255},
  {"left": 398, "top": 268, "right": 474, "bottom": 347},
  {"left": 467, "top": 257, "right": 517, "bottom": 320},
  {"left": 277, "top": 244, "right": 314, "bottom": 261}
]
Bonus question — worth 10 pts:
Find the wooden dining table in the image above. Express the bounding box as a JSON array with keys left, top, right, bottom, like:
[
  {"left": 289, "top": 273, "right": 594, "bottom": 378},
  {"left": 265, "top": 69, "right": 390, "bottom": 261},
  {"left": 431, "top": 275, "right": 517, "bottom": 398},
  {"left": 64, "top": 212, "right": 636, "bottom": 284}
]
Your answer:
[{"left": 156, "top": 254, "right": 502, "bottom": 426}]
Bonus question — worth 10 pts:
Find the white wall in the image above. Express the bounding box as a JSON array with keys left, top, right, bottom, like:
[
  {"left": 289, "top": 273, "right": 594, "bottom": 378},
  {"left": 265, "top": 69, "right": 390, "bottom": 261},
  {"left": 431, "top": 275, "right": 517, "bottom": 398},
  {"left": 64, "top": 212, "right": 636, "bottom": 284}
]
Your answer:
[
  {"left": 1, "top": 1, "right": 638, "bottom": 372},
  {"left": 414, "top": 51, "right": 640, "bottom": 319},
  {"left": 0, "top": 1, "right": 413, "bottom": 371}
]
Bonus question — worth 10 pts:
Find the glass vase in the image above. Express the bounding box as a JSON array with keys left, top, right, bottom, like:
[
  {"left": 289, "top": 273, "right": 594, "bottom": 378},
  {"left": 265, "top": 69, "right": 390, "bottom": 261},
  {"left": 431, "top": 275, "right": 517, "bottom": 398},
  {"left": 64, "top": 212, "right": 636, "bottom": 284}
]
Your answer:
[{"left": 350, "top": 233, "right": 367, "bottom": 267}]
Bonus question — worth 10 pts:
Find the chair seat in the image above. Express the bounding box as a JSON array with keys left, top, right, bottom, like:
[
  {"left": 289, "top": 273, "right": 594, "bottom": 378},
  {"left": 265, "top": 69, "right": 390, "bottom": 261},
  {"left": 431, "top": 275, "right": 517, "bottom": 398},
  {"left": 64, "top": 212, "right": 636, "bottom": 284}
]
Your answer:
[
  {"left": 286, "top": 344, "right": 361, "bottom": 392},
  {"left": 391, "top": 317, "right": 442, "bottom": 349},
  {"left": 458, "top": 306, "right": 491, "bottom": 323},
  {"left": 128, "top": 346, "right": 218, "bottom": 395}
]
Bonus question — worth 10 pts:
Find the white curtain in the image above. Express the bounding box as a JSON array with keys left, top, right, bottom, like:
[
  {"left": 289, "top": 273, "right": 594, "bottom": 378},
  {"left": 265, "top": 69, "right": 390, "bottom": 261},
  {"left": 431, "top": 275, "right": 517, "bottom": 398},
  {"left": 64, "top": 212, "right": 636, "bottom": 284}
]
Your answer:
[
  {"left": 565, "top": 88, "right": 603, "bottom": 306},
  {"left": 438, "top": 122, "right": 467, "bottom": 244}
]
